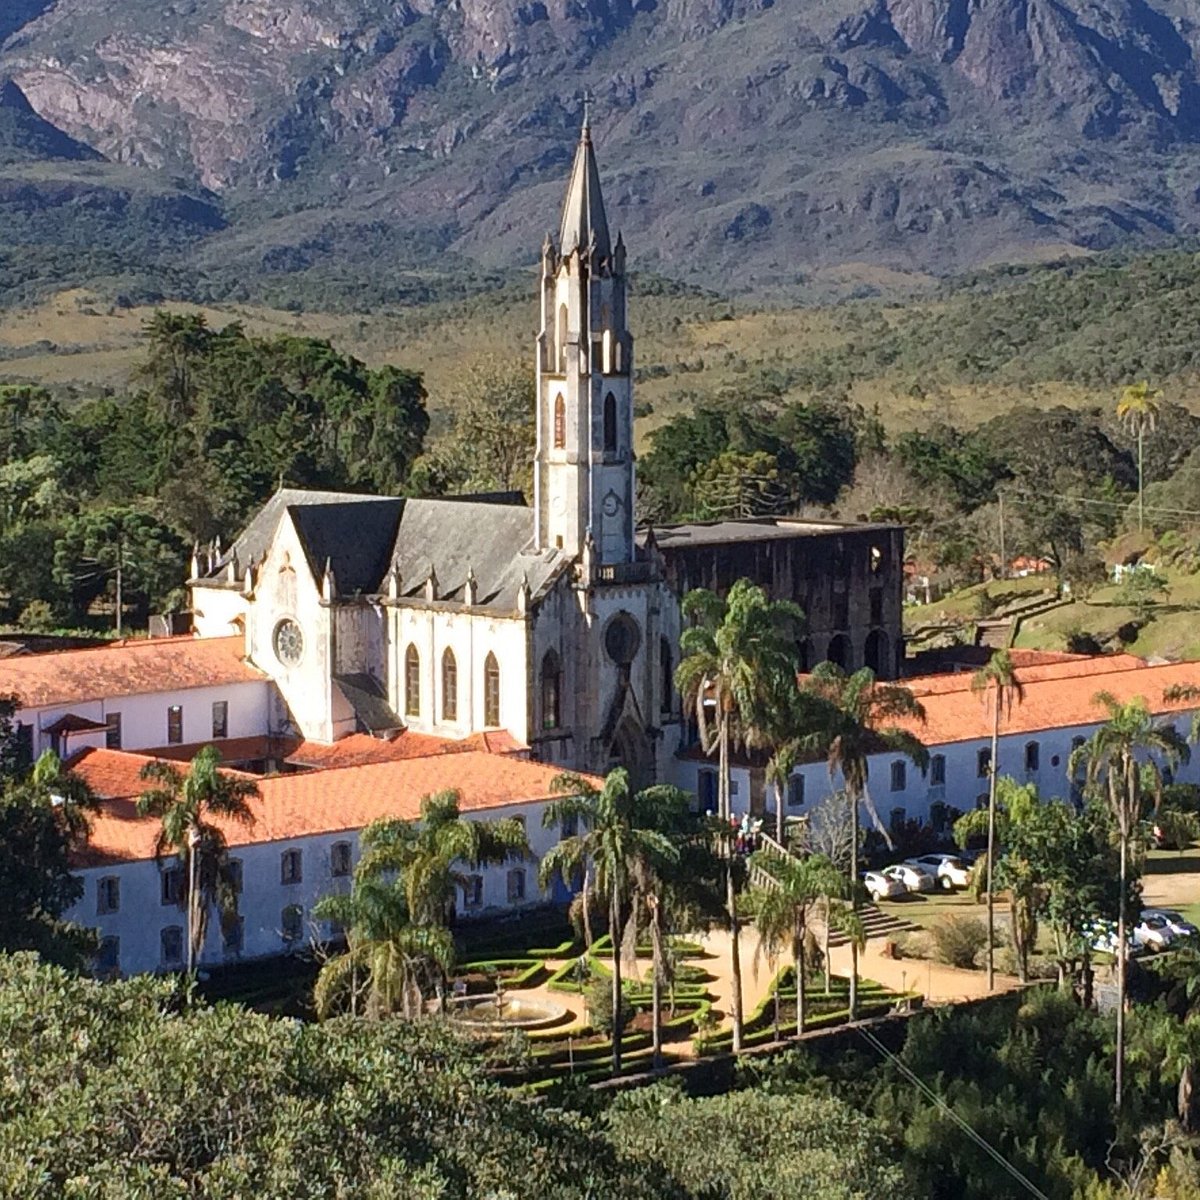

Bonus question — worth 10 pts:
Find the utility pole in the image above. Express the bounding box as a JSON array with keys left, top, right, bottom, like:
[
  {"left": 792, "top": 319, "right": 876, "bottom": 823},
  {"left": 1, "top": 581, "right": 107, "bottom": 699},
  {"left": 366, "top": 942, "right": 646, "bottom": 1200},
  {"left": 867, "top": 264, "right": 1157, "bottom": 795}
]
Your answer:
[
  {"left": 997, "top": 491, "right": 1007, "bottom": 580},
  {"left": 114, "top": 535, "right": 124, "bottom": 637}
]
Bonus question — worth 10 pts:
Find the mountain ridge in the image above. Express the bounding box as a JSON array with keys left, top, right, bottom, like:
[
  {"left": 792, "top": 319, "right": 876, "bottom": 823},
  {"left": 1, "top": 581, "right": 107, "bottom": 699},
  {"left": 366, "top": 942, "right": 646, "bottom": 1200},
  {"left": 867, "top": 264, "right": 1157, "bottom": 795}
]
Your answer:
[{"left": 6, "top": 0, "right": 1200, "bottom": 301}]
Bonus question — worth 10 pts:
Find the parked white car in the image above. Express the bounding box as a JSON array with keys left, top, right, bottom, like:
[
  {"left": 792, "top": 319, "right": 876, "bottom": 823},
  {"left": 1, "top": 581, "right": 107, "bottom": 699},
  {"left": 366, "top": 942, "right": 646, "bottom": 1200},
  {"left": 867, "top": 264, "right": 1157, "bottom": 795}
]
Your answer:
[
  {"left": 1141, "top": 908, "right": 1199, "bottom": 940},
  {"left": 905, "top": 853, "right": 972, "bottom": 890},
  {"left": 862, "top": 870, "right": 906, "bottom": 902},
  {"left": 881, "top": 863, "right": 938, "bottom": 894},
  {"left": 1089, "top": 914, "right": 1177, "bottom": 955}
]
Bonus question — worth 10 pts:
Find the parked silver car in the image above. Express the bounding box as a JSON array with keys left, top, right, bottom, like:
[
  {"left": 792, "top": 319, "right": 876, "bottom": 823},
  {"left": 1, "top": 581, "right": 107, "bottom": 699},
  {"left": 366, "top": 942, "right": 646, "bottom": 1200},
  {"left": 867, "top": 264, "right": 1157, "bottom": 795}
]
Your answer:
[
  {"left": 862, "top": 870, "right": 906, "bottom": 902},
  {"left": 881, "top": 863, "right": 938, "bottom": 894}
]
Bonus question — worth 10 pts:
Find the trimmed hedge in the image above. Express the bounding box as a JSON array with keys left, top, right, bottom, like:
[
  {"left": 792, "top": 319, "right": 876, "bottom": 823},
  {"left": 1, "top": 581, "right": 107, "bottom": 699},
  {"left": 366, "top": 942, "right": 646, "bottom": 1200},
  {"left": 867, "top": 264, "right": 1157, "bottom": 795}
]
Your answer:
[{"left": 456, "top": 959, "right": 545, "bottom": 989}]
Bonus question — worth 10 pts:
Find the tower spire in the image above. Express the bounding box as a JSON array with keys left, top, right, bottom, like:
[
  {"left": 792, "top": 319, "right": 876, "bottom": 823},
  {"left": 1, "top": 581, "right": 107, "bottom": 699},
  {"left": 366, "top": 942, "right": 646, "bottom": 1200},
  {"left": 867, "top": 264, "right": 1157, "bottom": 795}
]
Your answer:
[{"left": 559, "top": 95, "right": 610, "bottom": 259}]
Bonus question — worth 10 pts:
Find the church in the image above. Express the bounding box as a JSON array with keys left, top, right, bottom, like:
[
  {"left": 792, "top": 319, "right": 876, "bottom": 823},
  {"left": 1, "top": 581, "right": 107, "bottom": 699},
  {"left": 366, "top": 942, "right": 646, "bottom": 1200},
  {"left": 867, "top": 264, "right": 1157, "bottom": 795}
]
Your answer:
[{"left": 188, "top": 116, "right": 907, "bottom": 789}]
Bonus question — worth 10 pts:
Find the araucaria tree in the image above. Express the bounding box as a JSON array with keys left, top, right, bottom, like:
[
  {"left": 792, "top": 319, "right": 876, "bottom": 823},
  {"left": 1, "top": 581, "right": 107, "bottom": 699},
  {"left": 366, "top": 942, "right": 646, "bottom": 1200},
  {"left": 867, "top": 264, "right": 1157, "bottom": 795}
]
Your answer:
[
  {"left": 315, "top": 790, "right": 528, "bottom": 1019},
  {"left": 800, "top": 663, "right": 927, "bottom": 1019},
  {"left": 971, "top": 648, "right": 1024, "bottom": 990},
  {"left": 1070, "top": 692, "right": 1188, "bottom": 1109},
  {"left": 675, "top": 579, "right": 805, "bottom": 1053},
  {"left": 539, "top": 768, "right": 679, "bottom": 1075},
  {"left": 137, "top": 745, "right": 259, "bottom": 972},
  {"left": 751, "top": 851, "right": 852, "bottom": 1037}
]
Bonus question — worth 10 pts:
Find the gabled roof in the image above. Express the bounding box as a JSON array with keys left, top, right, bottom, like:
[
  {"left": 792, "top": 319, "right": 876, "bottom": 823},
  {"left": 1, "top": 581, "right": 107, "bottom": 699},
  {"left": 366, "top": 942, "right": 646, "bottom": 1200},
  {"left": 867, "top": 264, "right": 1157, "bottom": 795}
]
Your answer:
[
  {"left": 333, "top": 673, "right": 404, "bottom": 735},
  {"left": 559, "top": 120, "right": 611, "bottom": 258},
  {"left": 69, "top": 746, "right": 595, "bottom": 866},
  {"left": 289, "top": 500, "right": 404, "bottom": 595},
  {"left": 0, "top": 636, "right": 265, "bottom": 709}
]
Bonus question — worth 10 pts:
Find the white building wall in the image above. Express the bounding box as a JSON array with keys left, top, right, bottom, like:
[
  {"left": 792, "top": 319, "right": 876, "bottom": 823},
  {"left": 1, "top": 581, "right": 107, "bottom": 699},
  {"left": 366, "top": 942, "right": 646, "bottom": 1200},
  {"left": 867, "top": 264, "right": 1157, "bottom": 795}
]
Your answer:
[
  {"left": 190, "top": 583, "right": 249, "bottom": 639},
  {"left": 67, "top": 797, "right": 573, "bottom": 978},
  {"left": 386, "top": 604, "right": 530, "bottom": 744},
  {"left": 20, "top": 680, "right": 272, "bottom": 759}
]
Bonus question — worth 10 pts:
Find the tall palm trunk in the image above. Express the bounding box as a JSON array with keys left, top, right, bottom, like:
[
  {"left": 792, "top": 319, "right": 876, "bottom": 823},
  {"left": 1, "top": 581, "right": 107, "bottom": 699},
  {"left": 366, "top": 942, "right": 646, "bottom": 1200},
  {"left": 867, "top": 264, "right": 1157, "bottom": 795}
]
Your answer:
[
  {"left": 1136, "top": 425, "right": 1145, "bottom": 533},
  {"left": 775, "top": 775, "right": 784, "bottom": 846},
  {"left": 848, "top": 788, "right": 860, "bottom": 1021},
  {"left": 650, "top": 901, "right": 663, "bottom": 1071},
  {"left": 720, "top": 714, "right": 744, "bottom": 1053},
  {"left": 823, "top": 897, "right": 832, "bottom": 993},
  {"left": 610, "top": 888, "right": 623, "bottom": 1076},
  {"left": 986, "top": 701, "right": 1000, "bottom": 991},
  {"left": 795, "top": 928, "right": 807, "bottom": 1037},
  {"left": 186, "top": 826, "right": 200, "bottom": 973},
  {"left": 1116, "top": 824, "right": 1128, "bottom": 1109}
]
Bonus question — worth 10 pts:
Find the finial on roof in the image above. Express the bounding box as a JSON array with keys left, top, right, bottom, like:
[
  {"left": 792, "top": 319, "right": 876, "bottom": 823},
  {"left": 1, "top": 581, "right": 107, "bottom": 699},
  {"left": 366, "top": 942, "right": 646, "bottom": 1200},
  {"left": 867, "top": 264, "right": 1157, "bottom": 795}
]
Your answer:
[
  {"left": 517, "top": 572, "right": 531, "bottom": 616},
  {"left": 582, "top": 87, "right": 591, "bottom": 137},
  {"left": 225, "top": 552, "right": 238, "bottom": 585},
  {"left": 425, "top": 564, "right": 438, "bottom": 603},
  {"left": 559, "top": 93, "right": 610, "bottom": 260},
  {"left": 243, "top": 556, "right": 256, "bottom": 597},
  {"left": 189, "top": 543, "right": 201, "bottom": 581},
  {"left": 464, "top": 564, "right": 478, "bottom": 607},
  {"left": 322, "top": 557, "right": 337, "bottom": 602},
  {"left": 387, "top": 559, "right": 402, "bottom": 601}
]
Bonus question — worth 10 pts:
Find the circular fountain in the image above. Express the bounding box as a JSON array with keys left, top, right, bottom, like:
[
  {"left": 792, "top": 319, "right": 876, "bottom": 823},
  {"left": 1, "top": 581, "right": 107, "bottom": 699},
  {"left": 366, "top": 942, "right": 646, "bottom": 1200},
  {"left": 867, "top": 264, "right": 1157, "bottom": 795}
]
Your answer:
[{"left": 447, "top": 993, "right": 568, "bottom": 1031}]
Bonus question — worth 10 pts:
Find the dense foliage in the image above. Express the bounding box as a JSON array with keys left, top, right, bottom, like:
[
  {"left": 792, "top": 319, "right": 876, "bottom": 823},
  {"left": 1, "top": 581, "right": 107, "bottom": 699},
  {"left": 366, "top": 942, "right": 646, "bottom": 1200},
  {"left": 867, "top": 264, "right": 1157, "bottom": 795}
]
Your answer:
[{"left": 0, "top": 314, "right": 429, "bottom": 626}]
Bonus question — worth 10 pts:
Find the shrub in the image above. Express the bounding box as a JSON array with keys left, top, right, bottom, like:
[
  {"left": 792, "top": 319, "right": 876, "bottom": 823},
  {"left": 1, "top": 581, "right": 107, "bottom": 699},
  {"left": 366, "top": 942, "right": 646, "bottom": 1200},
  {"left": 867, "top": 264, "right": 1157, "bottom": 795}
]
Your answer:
[
  {"left": 585, "top": 978, "right": 634, "bottom": 1037},
  {"left": 929, "top": 916, "right": 989, "bottom": 969},
  {"left": 1156, "top": 806, "right": 1200, "bottom": 852}
]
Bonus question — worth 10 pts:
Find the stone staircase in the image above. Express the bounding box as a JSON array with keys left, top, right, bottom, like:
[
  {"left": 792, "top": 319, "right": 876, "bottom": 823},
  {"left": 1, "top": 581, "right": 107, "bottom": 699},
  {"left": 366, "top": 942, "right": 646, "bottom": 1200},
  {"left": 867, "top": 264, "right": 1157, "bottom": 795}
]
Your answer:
[{"left": 827, "top": 903, "right": 921, "bottom": 947}]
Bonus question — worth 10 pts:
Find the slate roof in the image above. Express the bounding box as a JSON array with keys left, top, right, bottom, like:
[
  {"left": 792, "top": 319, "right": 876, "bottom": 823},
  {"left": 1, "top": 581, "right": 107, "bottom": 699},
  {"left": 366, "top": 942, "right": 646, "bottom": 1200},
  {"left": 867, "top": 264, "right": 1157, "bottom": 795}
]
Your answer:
[
  {"left": 559, "top": 122, "right": 611, "bottom": 258},
  {"left": 204, "top": 489, "right": 569, "bottom": 614},
  {"left": 333, "top": 673, "right": 404, "bottom": 735}
]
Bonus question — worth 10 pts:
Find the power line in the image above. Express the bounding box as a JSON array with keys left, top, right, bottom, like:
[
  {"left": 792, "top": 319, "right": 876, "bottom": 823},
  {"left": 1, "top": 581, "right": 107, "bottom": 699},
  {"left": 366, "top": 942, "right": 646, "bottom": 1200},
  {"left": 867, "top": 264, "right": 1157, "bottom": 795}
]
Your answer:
[{"left": 856, "top": 1026, "right": 1052, "bottom": 1200}]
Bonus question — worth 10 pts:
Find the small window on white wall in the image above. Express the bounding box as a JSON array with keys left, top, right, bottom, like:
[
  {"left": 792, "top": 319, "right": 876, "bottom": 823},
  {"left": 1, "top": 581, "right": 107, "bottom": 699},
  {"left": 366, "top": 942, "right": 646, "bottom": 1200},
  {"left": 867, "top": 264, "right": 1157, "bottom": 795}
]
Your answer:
[
  {"left": 890, "top": 761, "right": 907, "bottom": 793},
  {"left": 161, "top": 926, "right": 183, "bottom": 967},
  {"left": 464, "top": 875, "right": 484, "bottom": 908},
  {"left": 281, "top": 905, "right": 304, "bottom": 944},
  {"left": 787, "top": 775, "right": 805, "bottom": 809},
  {"left": 507, "top": 868, "right": 526, "bottom": 903},
  {"left": 281, "top": 849, "right": 302, "bottom": 885},
  {"left": 330, "top": 841, "right": 352, "bottom": 878},
  {"left": 97, "top": 876, "right": 120, "bottom": 915}
]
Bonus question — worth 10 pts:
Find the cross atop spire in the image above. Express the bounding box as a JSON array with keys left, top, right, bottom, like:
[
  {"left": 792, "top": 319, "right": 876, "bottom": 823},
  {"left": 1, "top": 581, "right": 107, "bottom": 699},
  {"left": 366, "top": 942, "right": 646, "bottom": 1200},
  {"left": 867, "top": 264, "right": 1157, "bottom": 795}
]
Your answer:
[{"left": 559, "top": 95, "right": 610, "bottom": 259}]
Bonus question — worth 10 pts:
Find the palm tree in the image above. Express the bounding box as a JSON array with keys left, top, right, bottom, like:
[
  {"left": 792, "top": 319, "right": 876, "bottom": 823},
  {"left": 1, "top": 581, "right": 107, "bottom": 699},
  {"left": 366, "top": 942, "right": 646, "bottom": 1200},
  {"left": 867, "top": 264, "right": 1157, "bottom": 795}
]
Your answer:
[
  {"left": 675, "top": 579, "right": 804, "bottom": 1053},
  {"left": 539, "top": 768, "right": 679, "bottom": 1075},
  {"left": 313, "top": 790, "right": 527, "bottom": 1019},
  {"left": 354, "top": 789, "right": 528, "bottom": 927},
  {"left": 800, "top": 663, "right": 927, "bottom": 1019},
  {"left": 1070, "top": 692, "right": 1189, "bottom": 1109},
  {"left": 1116, "top": 380, "right": 1161, "bottom": 533},
  {"left": 971, "top": 649, "right": 1025, "bottom": 990},
  {"left": 137, "top": 745, "right": 258, "bottom": 972},
  {"left": 751, "top": 851, "right": 851, "bottom": 1037},
  {"left": 313, "top": 870, "right": 455, "bottom": 1020},
  {"left": 29, "top": 749, "right": 98, "bottom": 840}
]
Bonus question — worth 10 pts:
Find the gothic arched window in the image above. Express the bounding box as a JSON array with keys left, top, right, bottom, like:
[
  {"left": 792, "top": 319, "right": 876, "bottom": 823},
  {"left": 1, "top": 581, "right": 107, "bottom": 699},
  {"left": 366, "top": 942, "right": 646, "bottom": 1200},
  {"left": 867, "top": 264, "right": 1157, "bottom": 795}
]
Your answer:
[
  {"left": 603, "top": 392, "right": 617, "bottom": 453},
  {"left": 442, "top": 647, "right": 457, "bottom": 722},
  {"left": 553, "top": 394, "right": 565, "bottom": 449},
  {"left": 483, "top": 652, "right": 501, "bottom": 728},
  {"left": 541, "top": 650, "right": 561, "bottom": 730},
  {"left": 557, "top": 304, "right": 568, "bottom": 371},
  {"left": 659, "top": 636, "right": 673, "bottom": 715},
  {"left": 404, "top": 644, "right": 420, "bottom": 718}
]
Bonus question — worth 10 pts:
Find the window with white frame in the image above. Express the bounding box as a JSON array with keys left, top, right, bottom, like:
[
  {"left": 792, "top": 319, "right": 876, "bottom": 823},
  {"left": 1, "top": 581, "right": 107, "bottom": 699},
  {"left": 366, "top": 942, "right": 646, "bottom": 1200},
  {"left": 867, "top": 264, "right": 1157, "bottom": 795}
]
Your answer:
[
  {"left": 161, "top": 925, "right": 183, "bottom": 967},
  {"left": 105, "top": 712, "right": 122, "bottom": 750},
  {"left": 330, "top": 841, "right": 352, "bottom": 878},
  {"left": 507, "top": 868, "right": 526, "bottom": 903},
  {"left": 97, "top": 876, "right": 120, "bottom": 915},
  {"left": 281, "top": 848, "right": 302, "bottom": 885},
  {"left": 787, "top": 774, "right": 805, "bottom": 809},
  {"left": 167, "top": 704, "right": 183, "bottom": 745},
  {"left": 211, "top": 700, "right": 228, "bottom": 739}
]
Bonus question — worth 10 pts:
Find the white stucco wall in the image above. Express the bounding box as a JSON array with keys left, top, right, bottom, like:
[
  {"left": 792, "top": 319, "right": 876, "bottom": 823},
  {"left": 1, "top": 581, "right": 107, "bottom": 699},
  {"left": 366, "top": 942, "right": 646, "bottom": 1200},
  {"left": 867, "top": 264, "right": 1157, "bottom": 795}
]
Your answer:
[
  {"left": 68, "top": 796, "right": 575, "bottom": 978},
  {"left": 20, "top": 680, "right": 272, "bottom": 759}
]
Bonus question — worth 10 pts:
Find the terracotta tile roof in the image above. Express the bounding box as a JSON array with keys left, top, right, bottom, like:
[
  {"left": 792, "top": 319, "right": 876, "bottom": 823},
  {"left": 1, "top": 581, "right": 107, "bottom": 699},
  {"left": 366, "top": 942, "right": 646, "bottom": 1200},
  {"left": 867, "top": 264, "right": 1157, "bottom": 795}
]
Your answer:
[
  {"left": 0, "top": 636, "right": 265, "bottom": 709},
  {"left": 69, "top": 747, "right": 591, "bottom": 867},
  {"left": 893, "top": 657, "right": 1200, "bottom": 746},
  {"left": 286, "top": 729, "right": 528, "bottom": 769},
  {"left": 141, "top": 735, "right": 300, "bottom": 766}
]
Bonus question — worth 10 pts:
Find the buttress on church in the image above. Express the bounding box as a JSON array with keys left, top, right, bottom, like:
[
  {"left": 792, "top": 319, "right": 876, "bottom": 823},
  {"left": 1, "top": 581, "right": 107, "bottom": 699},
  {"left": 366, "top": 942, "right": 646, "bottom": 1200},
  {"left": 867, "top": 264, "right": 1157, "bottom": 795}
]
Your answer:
[{"left": 1, "top": 119, "right": 905, "bottom": 975}]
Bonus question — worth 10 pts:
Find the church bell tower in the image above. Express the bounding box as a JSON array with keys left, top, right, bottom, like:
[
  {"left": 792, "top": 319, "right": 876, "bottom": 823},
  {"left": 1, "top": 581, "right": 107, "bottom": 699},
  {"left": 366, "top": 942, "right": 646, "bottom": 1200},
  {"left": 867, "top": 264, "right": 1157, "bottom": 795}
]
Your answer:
[{"left": 534, "top": 112, "right": 635, "bottom": 564}]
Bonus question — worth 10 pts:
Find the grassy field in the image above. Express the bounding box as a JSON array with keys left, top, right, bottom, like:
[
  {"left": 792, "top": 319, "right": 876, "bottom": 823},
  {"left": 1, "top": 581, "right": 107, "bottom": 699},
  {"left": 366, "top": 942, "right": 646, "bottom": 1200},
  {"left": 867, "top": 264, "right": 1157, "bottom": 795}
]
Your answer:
[{"left": 0, "top": 284, "right": 1124, "bottom": 441}]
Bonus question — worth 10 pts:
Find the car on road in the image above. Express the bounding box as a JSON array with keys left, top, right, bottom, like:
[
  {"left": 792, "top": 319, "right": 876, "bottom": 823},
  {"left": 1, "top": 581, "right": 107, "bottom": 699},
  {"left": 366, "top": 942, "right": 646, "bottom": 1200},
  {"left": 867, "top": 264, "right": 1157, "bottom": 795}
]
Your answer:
[
  {"left": 881, "top": 863, "right": 938, "bottom": 894},
  {"left": 905, "top": 853, "right": 972, "bottom": 890},
  {"left": 1141, "top": 908, "right": 1199, "bottom": 940},
  {"left": 862, "top": 870, "right": 906, "bottom": 902}
]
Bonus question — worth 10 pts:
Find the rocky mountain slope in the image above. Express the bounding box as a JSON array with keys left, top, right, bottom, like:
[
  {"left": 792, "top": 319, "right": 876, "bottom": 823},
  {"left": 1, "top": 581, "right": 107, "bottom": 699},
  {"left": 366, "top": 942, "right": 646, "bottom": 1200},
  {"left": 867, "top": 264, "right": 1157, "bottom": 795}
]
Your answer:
[{"left": 7, "top": 0, "right": 1200, "bottom": 301}]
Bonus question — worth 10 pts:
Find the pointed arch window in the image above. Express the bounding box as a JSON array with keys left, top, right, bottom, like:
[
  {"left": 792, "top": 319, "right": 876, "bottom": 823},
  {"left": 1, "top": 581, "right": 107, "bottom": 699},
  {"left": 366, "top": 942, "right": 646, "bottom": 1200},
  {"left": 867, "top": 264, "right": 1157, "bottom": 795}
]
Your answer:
[
  {"left": 557, "top": 304, "right": 568, "bottom": 371},
  {"left": 541, "top": 650, "right": 561, "bottom": 730},
  {"left": 603, "top": 392, "right": 617, "bottom": 453},
  {"left": 404, "top": 644, "right": 420, "bottom": 717},
  {"left": 659, "top": 636, "right": 673, "bottom": 715},
  {"left": 484, "top": 652, "right": 501, "bottom": 728},
  {"left": 553, "top": 394, "right": 566, "bottom": 450},
  {"left": 442, "top": 647, "right": 458, "bottom": 722}
]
